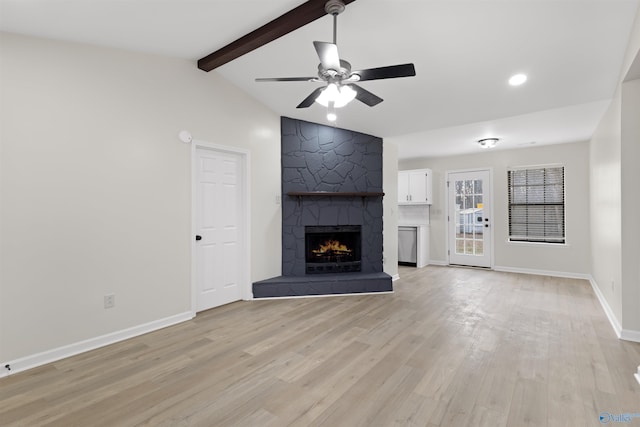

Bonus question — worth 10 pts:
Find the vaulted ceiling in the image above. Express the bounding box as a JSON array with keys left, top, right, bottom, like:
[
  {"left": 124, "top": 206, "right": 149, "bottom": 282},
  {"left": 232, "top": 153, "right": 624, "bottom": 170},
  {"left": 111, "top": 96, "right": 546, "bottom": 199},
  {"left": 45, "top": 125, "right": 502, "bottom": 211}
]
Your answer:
[{"left": 1, "top": 0, "right": 638, "bottom": 158}]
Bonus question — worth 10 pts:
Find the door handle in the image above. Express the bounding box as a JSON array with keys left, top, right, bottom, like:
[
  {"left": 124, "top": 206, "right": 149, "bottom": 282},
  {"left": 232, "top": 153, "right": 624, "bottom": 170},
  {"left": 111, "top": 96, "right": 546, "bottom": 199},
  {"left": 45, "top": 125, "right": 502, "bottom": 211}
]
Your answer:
[{"left": 195, "top": 235, "right": 202, "bottom": 241}]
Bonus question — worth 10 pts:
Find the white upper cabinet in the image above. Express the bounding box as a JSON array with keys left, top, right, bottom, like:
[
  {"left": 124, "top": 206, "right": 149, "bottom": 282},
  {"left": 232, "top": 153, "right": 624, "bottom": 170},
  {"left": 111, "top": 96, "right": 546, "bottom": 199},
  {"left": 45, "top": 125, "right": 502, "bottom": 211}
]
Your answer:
[{"left": 398, "top": 169, "right": 432, "bottom": 205}]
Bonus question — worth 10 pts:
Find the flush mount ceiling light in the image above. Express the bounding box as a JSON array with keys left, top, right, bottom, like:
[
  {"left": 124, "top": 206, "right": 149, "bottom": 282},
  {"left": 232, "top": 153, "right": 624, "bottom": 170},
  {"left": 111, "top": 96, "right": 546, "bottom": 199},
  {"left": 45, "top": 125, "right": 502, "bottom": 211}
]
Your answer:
[
  {"left": 509, "top": 73, "right": 527, "bottom": 86},
  {"left": 477, "top": 138, "right": 499, "bottom": 149}
]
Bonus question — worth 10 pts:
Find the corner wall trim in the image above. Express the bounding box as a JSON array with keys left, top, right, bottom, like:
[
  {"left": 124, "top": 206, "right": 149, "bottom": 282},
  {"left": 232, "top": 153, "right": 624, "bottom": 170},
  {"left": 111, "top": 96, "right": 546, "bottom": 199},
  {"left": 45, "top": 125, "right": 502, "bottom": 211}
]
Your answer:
[{"left": 0, "top": 311, "right": 194, "bottom": 378}]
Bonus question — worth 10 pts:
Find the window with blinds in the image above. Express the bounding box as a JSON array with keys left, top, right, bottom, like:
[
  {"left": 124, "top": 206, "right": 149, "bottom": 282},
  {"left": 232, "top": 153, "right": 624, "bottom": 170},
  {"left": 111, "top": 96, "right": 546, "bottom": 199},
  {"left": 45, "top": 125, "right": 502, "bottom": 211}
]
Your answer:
[{"left": 508, "top": 166, "right": 565, "bottom": 244}]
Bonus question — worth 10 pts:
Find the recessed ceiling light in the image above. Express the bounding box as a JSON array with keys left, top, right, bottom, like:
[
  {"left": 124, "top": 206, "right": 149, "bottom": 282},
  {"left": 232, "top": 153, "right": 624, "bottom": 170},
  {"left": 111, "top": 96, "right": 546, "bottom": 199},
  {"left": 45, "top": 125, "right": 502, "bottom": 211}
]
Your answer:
[{"left": 509, "top": 74, "right": 527, "bottom": 86}]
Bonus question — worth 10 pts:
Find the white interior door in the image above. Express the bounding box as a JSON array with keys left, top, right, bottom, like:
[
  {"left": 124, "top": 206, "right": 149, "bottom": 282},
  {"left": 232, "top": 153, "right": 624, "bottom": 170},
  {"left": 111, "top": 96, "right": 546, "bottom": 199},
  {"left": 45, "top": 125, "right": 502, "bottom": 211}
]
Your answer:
[
  {"left": 448, "top": 170, "right": 492, "bottom": 268},
  {"left": 195, "top": 147, "right": 243, "bottom": 311}
]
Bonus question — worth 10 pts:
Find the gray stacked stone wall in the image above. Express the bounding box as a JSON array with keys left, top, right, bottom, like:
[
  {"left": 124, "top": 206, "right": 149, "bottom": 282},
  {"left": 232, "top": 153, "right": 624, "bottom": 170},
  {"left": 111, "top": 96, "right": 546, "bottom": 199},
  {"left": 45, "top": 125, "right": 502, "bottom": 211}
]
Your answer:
[
  {"left": 252, "top": 117, "right": 392, "bottom": 297},
  {"left": 281, "top": 117, "right": 384, "bottom": 276}
]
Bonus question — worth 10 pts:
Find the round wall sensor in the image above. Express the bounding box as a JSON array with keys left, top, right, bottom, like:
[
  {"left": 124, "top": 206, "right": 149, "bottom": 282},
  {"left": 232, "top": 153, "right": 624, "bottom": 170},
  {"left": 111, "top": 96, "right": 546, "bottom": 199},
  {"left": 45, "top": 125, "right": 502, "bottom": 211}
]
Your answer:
[{"left": 178, "top": 130, "right": 192, "bottom": 143}]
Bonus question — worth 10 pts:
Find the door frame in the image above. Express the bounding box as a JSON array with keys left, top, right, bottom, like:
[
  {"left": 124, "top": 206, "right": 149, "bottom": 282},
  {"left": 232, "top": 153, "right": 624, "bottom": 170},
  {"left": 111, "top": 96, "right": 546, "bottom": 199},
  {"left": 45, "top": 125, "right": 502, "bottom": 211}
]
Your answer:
[
  {"left": 445, "top": 168, "right": 494, "bottom": 268},
  {"left": 191, "top": 141, "right": 252, "bottom": 316}
]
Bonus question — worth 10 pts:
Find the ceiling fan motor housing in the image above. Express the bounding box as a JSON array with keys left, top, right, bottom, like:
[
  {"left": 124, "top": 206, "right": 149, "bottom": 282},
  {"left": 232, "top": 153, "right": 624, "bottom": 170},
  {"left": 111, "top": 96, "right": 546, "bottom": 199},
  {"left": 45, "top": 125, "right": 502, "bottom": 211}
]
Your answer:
[
  {"left": 318, "top": 59, "right": 352, "bottom": 82},
  {"left": 325, "top": 0, "right": 346, "bottom": 16}
]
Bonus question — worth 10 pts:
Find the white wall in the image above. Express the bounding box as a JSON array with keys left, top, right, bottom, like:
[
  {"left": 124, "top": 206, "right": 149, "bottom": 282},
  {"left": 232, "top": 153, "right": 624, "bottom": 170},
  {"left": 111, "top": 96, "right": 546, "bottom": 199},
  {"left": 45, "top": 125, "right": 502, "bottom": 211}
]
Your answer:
[
  {"left": 398, "top": 142, "right": 592, "bottom": 276},
  {"left": 589, "top": 91, "right": 623, "bottom": 324},
  {"left": 589, "top": 5, "right": 640, "bottom": 339},
  {"left": 621, "top": 78, "right": 640, "bottom": 333},
  {"left": 0, "top": 33, "right": 281, "bottom": 365}
]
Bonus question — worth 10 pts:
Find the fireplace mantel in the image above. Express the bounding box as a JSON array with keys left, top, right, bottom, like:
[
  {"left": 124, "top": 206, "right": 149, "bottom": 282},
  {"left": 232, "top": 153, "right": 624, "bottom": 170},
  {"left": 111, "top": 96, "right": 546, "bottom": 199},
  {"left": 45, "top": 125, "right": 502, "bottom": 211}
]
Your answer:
[
  {"left": 286, "top": 191, "right": 385, "bottom": 197},
  {"left": 287, "top": 191, "right": 384, "bottom": 206}
]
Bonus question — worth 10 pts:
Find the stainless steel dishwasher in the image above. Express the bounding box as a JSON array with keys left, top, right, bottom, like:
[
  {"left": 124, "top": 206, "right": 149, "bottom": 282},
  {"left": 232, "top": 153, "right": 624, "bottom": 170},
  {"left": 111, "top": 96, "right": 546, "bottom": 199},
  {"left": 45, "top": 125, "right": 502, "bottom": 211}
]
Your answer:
[{"left": 398, "top": 226, "right": 417, "bottom": 266}]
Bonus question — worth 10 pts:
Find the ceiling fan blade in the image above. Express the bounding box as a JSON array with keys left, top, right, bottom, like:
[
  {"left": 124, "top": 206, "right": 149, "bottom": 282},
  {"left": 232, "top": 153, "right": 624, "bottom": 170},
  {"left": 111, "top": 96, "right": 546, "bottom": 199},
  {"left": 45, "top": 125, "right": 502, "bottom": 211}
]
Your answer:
[
  {"left": 198, "top": 0, "right": 357, "bottom": 71},
  {"left": 297, "top": 87, "right": 325, "bottom": 108},
  {"left": 351, "top": 84, "right": 383, "bottom": 107},
  {"left": 313, "top": 41, "right": 341, "bottom": 71},
  {"left": 352, "top": 64, "right": 416, "bottom": 81},
  {"left": 256, "top": 77, "right": 318, "bottom": 82}
]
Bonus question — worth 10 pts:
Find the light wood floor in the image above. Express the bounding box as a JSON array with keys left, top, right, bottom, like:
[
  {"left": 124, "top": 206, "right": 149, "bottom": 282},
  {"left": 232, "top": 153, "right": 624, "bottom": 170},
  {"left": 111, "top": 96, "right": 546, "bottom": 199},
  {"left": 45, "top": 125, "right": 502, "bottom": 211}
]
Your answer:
[{"left": 2, "top": 266, "right": 639, "bottom": 426}]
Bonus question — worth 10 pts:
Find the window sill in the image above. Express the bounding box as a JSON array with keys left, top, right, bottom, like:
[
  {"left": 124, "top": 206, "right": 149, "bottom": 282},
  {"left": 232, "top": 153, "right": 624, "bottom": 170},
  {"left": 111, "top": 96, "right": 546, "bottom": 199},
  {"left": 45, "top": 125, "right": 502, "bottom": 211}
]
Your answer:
[{"left": 506, "top": 240, "right": 569, "bottom": 247}]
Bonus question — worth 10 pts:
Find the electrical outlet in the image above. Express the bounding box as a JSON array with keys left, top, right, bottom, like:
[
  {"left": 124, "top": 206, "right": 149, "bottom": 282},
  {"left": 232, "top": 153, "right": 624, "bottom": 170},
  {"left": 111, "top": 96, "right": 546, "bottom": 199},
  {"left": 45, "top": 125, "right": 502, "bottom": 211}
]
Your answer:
[{"left": 104, "top": 294, "right": 115, "bottom": 309}]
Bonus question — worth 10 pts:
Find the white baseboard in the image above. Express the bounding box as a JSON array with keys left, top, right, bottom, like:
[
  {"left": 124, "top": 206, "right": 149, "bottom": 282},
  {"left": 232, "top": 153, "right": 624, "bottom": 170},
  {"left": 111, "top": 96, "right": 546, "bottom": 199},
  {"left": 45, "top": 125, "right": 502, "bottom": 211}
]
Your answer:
[
  {"left": 1, "top": 311, "right": 193, "bottom": 378},
  {"left": 587, "top": 275, "right": 624, "bottom": 339},
  {"left": 587, "top": 275, "right": 640, "bottom": 343},
  {"left": 588, "top": 276, "right": 640, "bottom": 343},
  {"left": 427, "top": 260, "right": 448, "bottom": 266},
  {"left": 391, "top": 274, "right": 400, "bottom": 281},
  {"left": 493, "top": 265, "right": 591, "bottom": 281},
  {"left": 620, "top": 328, "right": 640, "bottom": 342}
]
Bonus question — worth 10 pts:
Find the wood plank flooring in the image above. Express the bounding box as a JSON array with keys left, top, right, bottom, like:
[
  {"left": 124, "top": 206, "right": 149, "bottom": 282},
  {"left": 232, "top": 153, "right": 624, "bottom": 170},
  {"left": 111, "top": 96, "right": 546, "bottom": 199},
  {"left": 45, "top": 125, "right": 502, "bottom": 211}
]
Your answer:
[{"left": 1, "top": 266, "right": 639, "bottom": 426}]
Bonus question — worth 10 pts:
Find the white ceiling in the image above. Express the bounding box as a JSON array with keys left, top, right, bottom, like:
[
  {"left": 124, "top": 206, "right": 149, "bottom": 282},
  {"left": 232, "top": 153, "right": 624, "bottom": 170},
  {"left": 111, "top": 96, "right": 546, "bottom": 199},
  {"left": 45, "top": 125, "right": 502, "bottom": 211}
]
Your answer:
[{"left": 1, "top": 0, "right": 638, "bottom": 159}]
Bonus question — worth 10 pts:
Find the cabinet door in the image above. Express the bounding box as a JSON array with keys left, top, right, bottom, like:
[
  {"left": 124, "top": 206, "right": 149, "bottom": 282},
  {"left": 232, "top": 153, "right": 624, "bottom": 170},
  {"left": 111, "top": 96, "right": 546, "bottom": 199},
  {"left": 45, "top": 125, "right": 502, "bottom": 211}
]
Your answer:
[
  {"left": 425, "top": 169, "right": 433, "bottom": 204},
  {"left": 408, "top": 170, "right": 428, "bottom": 203},
  {"left": 398, "top": 172, "right": 410, "bottom": 203}
]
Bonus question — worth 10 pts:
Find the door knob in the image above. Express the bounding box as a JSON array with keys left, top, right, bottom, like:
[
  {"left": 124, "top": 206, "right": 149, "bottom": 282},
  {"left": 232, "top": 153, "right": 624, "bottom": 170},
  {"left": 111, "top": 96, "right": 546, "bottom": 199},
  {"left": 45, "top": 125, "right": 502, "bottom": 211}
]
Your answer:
[{"left": 195, "top": 235, "right": 202, "bottom": 241}]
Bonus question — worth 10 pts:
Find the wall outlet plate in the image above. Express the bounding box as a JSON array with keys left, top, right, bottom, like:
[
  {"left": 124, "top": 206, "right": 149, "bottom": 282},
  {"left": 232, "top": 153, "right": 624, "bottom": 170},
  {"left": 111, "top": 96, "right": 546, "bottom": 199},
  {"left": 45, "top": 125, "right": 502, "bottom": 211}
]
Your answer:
[{"left": 104, "top": 294, "right": 115, "bottom": 309}]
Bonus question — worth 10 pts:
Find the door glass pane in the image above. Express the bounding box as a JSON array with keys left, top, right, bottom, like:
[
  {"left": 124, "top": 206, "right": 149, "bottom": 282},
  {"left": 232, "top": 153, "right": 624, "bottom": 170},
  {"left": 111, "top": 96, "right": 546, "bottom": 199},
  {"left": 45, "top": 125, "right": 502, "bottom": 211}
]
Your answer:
[
  {"left": 474, "top": 195, "right": 483, "bottom": 209},
  {"left": 474, "top": 180, "right": 483, "bottom": 194},
  {"left": 453, "top": 177, "right": 485, "bottom": 257}
]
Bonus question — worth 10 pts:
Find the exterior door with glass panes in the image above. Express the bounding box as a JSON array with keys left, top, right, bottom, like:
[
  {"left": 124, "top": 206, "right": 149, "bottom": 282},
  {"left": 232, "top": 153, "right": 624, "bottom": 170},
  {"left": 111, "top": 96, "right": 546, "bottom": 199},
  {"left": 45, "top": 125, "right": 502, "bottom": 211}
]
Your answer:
[{"left": 448, "top": 170, "right": 492, "bottom": 267}]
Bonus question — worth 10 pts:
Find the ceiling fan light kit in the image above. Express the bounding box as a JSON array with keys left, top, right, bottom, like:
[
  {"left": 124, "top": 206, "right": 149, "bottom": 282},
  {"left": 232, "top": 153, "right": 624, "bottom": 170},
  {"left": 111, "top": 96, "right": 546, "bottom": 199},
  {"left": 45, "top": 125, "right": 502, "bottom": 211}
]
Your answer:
[
  {"left": 315, "top": 83, "right": 357, "bottom": 108},
  {"left": 255, "top": 0, "right": 416, "bottom": 122}
]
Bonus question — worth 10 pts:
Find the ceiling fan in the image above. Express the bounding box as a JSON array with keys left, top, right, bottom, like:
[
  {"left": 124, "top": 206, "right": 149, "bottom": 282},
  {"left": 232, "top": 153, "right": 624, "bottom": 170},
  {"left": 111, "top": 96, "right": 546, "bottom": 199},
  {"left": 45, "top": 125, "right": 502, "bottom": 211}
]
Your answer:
[{"left": 255, "top": 0, "right": 416, "bottom": 121}]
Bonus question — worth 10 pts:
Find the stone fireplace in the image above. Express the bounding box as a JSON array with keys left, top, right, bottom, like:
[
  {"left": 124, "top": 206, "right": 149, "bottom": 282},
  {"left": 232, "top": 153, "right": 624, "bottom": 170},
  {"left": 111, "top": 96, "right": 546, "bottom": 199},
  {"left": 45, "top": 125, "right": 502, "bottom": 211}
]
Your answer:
[{"left": 252, "top": 117, "right": 392, "bottom": 297}]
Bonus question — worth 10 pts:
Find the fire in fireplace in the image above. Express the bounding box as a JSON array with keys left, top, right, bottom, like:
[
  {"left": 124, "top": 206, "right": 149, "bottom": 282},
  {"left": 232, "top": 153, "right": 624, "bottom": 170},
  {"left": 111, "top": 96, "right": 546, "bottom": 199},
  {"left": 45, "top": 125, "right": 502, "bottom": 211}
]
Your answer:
[{"left": 305, "top": 225, "right": 362, "bottom": 274}]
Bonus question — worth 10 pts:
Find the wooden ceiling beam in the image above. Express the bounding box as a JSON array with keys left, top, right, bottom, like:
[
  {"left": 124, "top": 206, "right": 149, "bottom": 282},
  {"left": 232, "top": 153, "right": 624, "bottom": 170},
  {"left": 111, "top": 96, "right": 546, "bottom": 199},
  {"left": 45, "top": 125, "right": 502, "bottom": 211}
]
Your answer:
[{"left": 197, "top": 0, "right": 356, "bottom": 72}]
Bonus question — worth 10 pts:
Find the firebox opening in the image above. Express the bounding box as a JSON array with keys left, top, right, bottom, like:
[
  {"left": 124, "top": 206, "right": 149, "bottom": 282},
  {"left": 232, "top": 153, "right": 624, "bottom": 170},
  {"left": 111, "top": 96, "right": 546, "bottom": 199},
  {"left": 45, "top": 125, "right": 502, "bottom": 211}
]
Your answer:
[{"left": 305, "top": 225, "right": 362, "bottom": 274}]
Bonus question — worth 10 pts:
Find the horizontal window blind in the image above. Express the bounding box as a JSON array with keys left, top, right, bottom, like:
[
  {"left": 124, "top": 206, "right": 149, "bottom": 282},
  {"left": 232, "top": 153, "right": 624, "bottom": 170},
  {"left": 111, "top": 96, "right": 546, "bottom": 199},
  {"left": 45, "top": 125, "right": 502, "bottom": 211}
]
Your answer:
[{"left": 508, "top": 166, "right": 565, "bottom": 243}]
